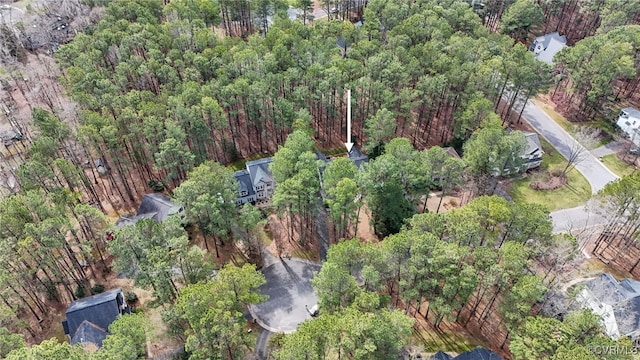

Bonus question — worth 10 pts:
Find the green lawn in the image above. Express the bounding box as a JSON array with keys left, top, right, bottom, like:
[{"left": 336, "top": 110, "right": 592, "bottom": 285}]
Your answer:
[
  {"left": 507, "top": 138, "right": 592, "bottom": 211},
  {"left": 412, "top": 328, "right": 479, "bottom": 353},
  {"left": 600, "top": 154, "right": 636, "bottom": 177}
]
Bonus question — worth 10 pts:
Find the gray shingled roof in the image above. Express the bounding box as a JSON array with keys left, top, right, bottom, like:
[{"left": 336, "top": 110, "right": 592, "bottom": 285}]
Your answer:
[
  {"left": 136, "top": 193, "right": 182, "bottom": 221},
  {"left": 348, "top": 146, "right": 369, "bottom": 168},
  {"left": 523, "top": 131, "right": 542, "bottom": 156},
  {"left": 453, "top": 348, "right": 503, "bottom": 360},
  {"left": 585, "top": 273, "right": 635, "bottom": 305},
  {"left": 621, "top": 107, "right": 640, "bottom": 121},
  {"left": 234, "top": 169, "right": 255, "bottom": 196},
  {"left": 431, "top": 351, "right": 453, "bottom": 360},
  {"left": 64, "top": 288, "right": 123, "bottom": 348},
  {"left": 115, "top": 193, "right": 182, "bottom": 228},
  {"left": 246, "top": 158, "right": 273, "bottom": 187},
  {"left": 66, "top": 288, "right": 122, "bottom": 314},
  {"left": 585, "top": 273, "right": 640, "bottom": 337},
  {"left": 532, "top": 32, "right": 567, "bottom": 64},
  {"left": 71, "top": 320, "right": 108, "bottom": 347}
]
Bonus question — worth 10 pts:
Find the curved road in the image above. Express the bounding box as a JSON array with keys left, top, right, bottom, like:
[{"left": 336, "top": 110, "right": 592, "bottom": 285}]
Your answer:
[
  {"left": 521, "top": 99, "right": 619, "bottom": 194},
  {"left": 519, "top": 99, "right": 620, "bottom": 233}
]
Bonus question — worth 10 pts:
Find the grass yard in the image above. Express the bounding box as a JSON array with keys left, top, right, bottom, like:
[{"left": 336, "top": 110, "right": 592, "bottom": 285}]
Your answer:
[
  {"left": 412, "top": 328, "right": 478, "bottom": 354},
  {"left": 507, "top": 138, "right": 591, "bottom": 211},
  {"left": 600, "top": 154, "right": 636, "bottom": 177}
]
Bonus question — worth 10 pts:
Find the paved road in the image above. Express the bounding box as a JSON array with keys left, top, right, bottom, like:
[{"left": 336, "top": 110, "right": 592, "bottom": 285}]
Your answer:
[
  {"left": 550, "top": 205, "right": 606, "bottom": 234},
  {"left": 521, "top": 99, "right": 619, "bottom": 194},
  {"left": 518, "top": 99, "right": 620, "bottom": 233},
  {"left": 249, "top": 259, "right": 321, "bottom": 333}
]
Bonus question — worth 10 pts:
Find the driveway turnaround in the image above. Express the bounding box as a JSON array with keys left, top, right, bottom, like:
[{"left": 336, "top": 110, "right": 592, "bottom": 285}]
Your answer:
[
  {"left": 249, "top": 259, "right": 321, "bottom": 333},
  {"left": 520, "top": 99, "right": 619, "bottom": 194},
  {"left": 550, "top": 205, "right": 607, "bottom": 234}
]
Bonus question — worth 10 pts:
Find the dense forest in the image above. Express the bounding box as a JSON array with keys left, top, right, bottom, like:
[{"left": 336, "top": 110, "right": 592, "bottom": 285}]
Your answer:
[{"left": 0, "top": 0, "right": 640, "bottom": 358}]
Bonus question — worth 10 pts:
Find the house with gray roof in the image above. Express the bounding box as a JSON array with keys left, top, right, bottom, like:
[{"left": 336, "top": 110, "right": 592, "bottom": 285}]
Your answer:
[
  {"left": 246, "top": 157, "right": 275, "bottom": 201},
  {"left": 430, "top": 347, "right": 503, "bottom": 360},
  {"left": 530, "top": 32, "right": 567, "bottom": 64},
  {"left": 577, "top": 273, "right": 640, "bottom": 340},
  {"left": 62, "top": 288, "right": 130, "bottom": 348},
  {"left": 232, "top": 148, "right": 368, "bottom": 205},
  {"left": 347, "top": 145, "right": 369, "bottom": 168},
  {"left": 234, "top": 169, "right": 257, "bottom": 205},
  {"left": 617, "top": 107, "right": 640, "bottom": 147},
  {"left": 115, "top": 193, "right": 184, "bottom": 228},
  {"left": 522, "top": 131, "right": 544, "bottom": 170}
]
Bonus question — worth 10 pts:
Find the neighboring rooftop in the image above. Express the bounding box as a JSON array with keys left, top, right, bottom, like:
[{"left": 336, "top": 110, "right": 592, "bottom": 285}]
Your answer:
[
  {"left": 579, "top": 273, "right": 640, "bottom": 339},
  {"left": 234, "top": 169, "right": 255, "bottom": 197},
  {"left": 621, "top": 107, "right": 640, "bottom": 121},
  {"left": 531, "top": 32, "right": 567, "bottom": 64},
  {"left": 348, "top": 145, "right": 369, "bottom": 167},
  {"left": 523, "top": 131, "right": 543, "bottom": 156},
  {"left": 63, "top": 288, "right": 127, "bottom": 349},
  {"left": 70, "top": 320, "right": 107, "bottom": 348},
  {"left": 66, "top": 288, "right": 122, "bottom": 314},
  {"left": 430, "top": 348, "right": 503, "bottom": 360},
  {"left": 115, "top": 193, "right": 182, "bottom": 228},
  {"left": 246, "top": 157, "right": 274, "bottom": 187}
]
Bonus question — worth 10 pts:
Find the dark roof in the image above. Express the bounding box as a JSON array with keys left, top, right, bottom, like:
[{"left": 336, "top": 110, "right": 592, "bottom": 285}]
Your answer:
[
  {"left": 246, "top": 157, "right": 273, "bottom": 187},
  {"left": 315, "top": 150, "right": 329, "bottom": 163},
  {"left": 453, "top": 348, "right": 503, "bottom": 360},
  {"left": 115, "top": 193, "right": 182, "bottom": 228},
  {"left": 64, "top": 288, "right": 124, "bottom": 349},
  {"left": 136, "top": 193, "right": 182, "bottom": 221},
  {"left": 348, "top": 146, "right": 369, "bottom": 168},
  {"left": 70, "top": 320, "right": 108, "bottom": 347},
  {"left": 67, "top": 288, "right": 121, "bottom": 314},
  {"left": 234, "top": 169, "right": 255, "bottom": 196},
  {"left": 431, "top": 351, "right": 453, "bottom": 360}
]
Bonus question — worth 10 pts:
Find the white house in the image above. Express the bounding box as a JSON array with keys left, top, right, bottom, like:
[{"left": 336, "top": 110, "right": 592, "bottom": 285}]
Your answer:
[
  {"left": 577, "top": 273, "right": 640, "bottom": 340},
  {"left": 530, "top": 32, "right": 567, "bottom": 65},
  {"left": 616, "top": 107, "right": 640, "bottom": 147},
  {"left": 522, "top": 131, "right": 544, "bottom": 170}
]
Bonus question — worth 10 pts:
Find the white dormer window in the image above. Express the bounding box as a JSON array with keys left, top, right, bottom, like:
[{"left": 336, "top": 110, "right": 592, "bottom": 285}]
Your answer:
[
  {"left": 256, "top": 184, "right": 264, "bottom": 190},
  {"left": 241, "top": 190, "right": 248, "bottom": 197}
]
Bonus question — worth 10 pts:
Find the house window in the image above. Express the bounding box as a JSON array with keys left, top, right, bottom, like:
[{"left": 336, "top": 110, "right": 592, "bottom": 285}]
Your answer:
[
  {"left": 240, "top": 190, "right": 248, "bottom": 197},
  {"left": 626, "top": 121, "right": 632, "bottom": 126},
  {"left": 258, "top": 191, "right": 264, "bottom": 198},
  {"left": 257, "top": 184, "right": 264, "bottom": 190}
]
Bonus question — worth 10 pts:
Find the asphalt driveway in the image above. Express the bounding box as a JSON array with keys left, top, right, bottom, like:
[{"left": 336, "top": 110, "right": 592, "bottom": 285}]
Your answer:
[{"left": 249, "top": 259, "right": 321, "bottom": 333}]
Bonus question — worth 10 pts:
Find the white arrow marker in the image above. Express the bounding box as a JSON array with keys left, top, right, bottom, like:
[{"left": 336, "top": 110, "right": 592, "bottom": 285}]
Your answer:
[{"left": 345, "top": 89, "right": 354, "bottom": 153}]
